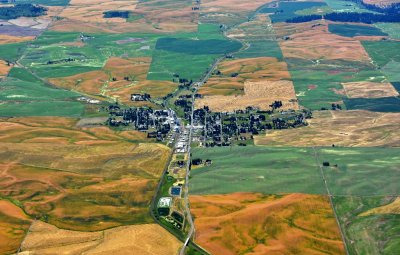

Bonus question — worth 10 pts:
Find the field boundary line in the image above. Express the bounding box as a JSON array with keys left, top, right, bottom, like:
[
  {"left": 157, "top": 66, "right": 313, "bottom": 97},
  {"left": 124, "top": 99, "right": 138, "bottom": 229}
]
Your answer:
[{"left": 312, "top": 147, "right": 349, "bottom": 255}]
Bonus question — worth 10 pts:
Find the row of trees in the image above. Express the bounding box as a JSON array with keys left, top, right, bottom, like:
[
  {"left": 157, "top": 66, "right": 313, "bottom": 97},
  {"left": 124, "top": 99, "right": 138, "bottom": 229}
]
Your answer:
[{"left": 287, "top": 11, "right": 400, "bottom": 24}]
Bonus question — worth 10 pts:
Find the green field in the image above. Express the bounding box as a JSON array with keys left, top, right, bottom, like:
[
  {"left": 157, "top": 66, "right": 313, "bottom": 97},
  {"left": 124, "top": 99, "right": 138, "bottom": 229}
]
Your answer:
[
  {"left": 287, "top": 59, "right": 385, "bottom": 110},
  {"left": 234, "top": 40, "right": 283, "bottom": 59},
  {"left": 318, "top": 148, "right": 400, "bottom": 196},
  {"left": 362, "top": 41, "right": 400, "bottom": 67},
  {"left": 0, "top": 69, "right": 84, "bottom": 117},
  {"left": 259, "top": 1, "right": 327, "bottom": 22},
  {"left": 19, "top": 31, "right": 161, "bottom": 78},
  {"left": 190, "top": 146, "right": 400, "bottom": 196},
  {"left": 344, "top": 97, "right": 400, "bottom": 112},
  {"left": 0, "top": 42, "right": 28, "bottom": 63},
  {"left": 13, "top": 0, "right": 70, "bottom": 6},
  {"left": 375, "top": 23, "right": 400, "bottom": 39},
  {"left": 333, "top": 196, "right": 400, "bottom": 255},
  {"left": 328, "top": 24, "right": 387, "bottom": 37},
  {"left": 323, "top": 0, "right": 374, "bottom": 13},
  {"left": 148, "top": 27, "right": 242, "bottom": 81},
  {"left": 190, "top": 146, "right": 325, "bottom": 195}
]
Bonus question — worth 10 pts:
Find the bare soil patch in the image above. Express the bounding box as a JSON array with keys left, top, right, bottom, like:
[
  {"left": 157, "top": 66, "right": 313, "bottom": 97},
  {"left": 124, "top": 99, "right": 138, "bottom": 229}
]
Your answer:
[
  {"left": 342, "top": 81, "right": 399, "bottom": 98},
  {"left": 190, "top": 193, "right": 345, "bottom": 255},
  {"left": 255, "top": 110, "right": 400, "bottom": 147}
]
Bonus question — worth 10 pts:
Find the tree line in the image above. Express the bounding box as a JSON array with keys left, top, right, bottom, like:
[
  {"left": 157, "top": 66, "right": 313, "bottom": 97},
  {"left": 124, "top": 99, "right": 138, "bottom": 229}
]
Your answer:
[
  {"left": 0, "top": 4, "right": 47, "bottom": 20},
  {"left": 286, "top": 0, "right": 400, "bottom": 24},
  {"left": 287, "top": 12, "right": 400, "bottom": 24}
]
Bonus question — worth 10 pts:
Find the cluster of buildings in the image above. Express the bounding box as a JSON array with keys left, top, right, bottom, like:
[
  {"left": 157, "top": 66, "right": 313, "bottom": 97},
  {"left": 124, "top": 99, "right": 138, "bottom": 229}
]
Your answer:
[
  {"left": 107, "top": 105, "right": 179, "bottom": 141},
  {"left": 191, "top": 107, "right": 312, "bottom": 147}
]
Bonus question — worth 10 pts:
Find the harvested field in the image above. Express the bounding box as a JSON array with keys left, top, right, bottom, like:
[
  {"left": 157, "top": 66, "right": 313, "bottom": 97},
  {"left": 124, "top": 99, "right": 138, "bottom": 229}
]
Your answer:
[
  {"left": 342, "top": 81, "right": 399, "bottom": 98},
  {"left": 56, "top": 0, "right": 138, "bottom": 23},
  {"left": 202, "top": 0, "right": 273, "bottom": 12},
  {"left": 0, "top": 117, "right": 170, "bottom": 231},
  {"left": 196, "top": 80, "right": 299, "bottom": 112},
  {"left": 255, "top": 110, "right": 400, "bottom": 147},
  {"left": 50, "top": 0, "right": 197, "bottom": 33},
  {"left": 21, "top": 221, "right": 182, "bottom": 255},
  {"left": 275, "top": 21, "right": 370, "bottom": 62},
  {"left": 190, "top": 193, "right": 345, "bottom": 255},
  {"left": 199, "top": 57, "right": 290, "bottom": 96}
]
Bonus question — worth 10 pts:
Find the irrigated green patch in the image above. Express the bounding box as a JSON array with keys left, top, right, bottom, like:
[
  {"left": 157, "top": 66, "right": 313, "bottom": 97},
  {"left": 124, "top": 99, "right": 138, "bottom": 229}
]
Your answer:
[
  {"left": 259, "top": 1, "right": 327, "bottom": 23},
  {"left": 319, "top": 147, "right": 400, "bottom": 196},
  {"left": 344, "top": 97, "right": 400, "bottom": 112},
  {"left": 333, "top": 196, "right": 400, "bottom": 255},
  {"left": 190, "top": 146, "right": 325, "bottom": 195},
  {"left": 328, "top": 24, "right": 387, "bottom": 37}
]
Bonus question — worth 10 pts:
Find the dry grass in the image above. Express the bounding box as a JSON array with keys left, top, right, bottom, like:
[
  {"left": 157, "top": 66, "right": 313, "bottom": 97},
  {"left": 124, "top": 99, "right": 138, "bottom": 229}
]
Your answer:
[
  {"left": 56, "top": 0, "right": 138, "bottom": 24},
  {"left": 0, "top": 59, "right": 12, "bottom": 78},
  {"left": 342, "top": 81, "right": 399, "bottom": 98},
  {"left": 21, "top": 221, "right": 181, "bottom": 255},
  {"left": 50, "top": 0, "right": 197, "bottom": 33},
  {"left": 255, "top": 110, "right": 400, "bottom": 147},
  {"left": 199, "top": 57, "right": 290, "bottom": 96},
  {"left": 0, "top": 117, "right": 170, "bottom": 231},
  {"left": 190, "top": 193, "right": 345, "bottom": 255},
  {"left": 0, "top": 35, "right": 35, "bottom": 45},
  {"left": 196, "top": 80, "right": 299, "bottom": 112},
  {"left": 275, "top": 21, "right": 370, "bottom": 62},
  {"left": 201, "top": 0, "right": 273, "bottom": 12},
  {"left": 0, "top": 200, "right": 31, "bottom": 255},
  {"left": 360, "top": 197, "right": 400, "bottom": 216}
]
